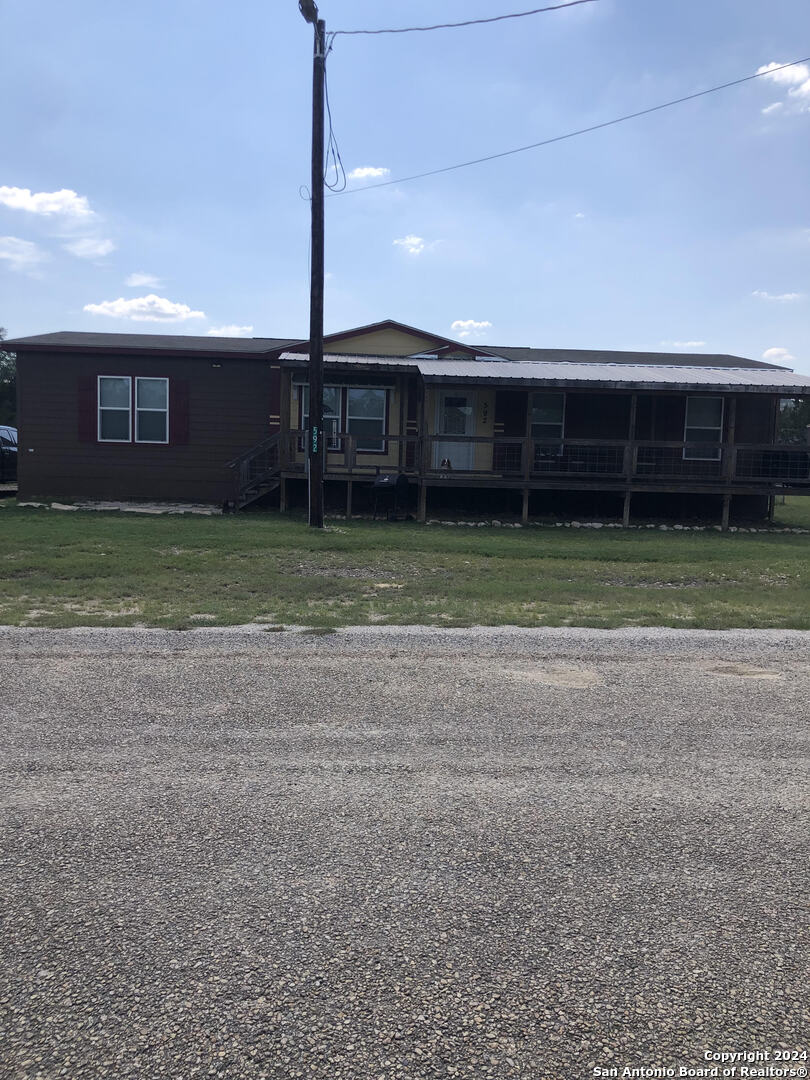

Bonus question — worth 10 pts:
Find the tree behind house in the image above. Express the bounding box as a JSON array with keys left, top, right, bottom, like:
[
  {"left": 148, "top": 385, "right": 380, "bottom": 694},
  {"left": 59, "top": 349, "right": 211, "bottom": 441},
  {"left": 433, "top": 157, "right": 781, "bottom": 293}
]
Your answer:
[
  {"left": 0, "top": 328, "right": 16, "bottom": 426},
  {"left": 778, "top": 397, "right": 810, "bottom": 444}
]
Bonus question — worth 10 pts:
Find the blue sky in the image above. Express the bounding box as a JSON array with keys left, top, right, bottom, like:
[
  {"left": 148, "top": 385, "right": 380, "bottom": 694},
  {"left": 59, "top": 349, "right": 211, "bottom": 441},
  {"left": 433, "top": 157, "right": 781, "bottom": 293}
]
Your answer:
[{"left": 2, "top": 0, "right": 809, "bottom": 372}]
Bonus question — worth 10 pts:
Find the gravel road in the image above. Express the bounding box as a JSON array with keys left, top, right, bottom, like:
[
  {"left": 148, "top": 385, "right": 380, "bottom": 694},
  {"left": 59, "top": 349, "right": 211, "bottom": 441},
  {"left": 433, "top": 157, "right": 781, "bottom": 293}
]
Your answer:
[{"left": 1, "top": 627, "right": 808, "bottom": 1079}]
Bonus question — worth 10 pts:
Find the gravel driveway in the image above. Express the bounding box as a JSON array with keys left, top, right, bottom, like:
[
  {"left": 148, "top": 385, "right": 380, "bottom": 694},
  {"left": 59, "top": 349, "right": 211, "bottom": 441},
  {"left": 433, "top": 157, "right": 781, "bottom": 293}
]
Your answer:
[{"left": 1, "top": 627, "right": 808, "bottom": 1079}]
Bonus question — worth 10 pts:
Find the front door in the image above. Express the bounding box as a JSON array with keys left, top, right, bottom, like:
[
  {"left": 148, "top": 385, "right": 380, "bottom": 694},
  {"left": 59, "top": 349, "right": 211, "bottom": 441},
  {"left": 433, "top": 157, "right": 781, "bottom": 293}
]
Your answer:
[{"left": 433, "top": 392, "right": 475, "bottom": 470}]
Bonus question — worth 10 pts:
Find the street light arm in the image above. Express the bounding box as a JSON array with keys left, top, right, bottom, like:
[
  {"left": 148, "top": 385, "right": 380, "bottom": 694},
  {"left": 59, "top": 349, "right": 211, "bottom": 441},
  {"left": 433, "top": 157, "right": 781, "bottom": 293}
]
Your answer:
[{"left": 299, "top": 0, "right": 319, "bottom": 23}]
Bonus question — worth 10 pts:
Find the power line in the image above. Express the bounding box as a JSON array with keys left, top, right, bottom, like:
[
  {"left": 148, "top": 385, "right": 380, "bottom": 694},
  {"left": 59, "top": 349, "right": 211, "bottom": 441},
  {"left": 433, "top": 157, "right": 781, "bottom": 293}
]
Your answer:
[
  {"left": 323, "top": 43, "right": 347, "bottom": 192},
  {"left": 330, "top": 57, "right": 810, "bottom": 196},
  {"left": 332, "top": 0, "right": 596, "bottom": 36}
]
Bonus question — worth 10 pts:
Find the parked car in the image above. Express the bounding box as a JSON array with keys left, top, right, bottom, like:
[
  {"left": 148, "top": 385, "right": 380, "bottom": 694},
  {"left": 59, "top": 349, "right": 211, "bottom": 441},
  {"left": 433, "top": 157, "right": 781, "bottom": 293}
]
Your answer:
[{"left": 0, "top": 425, "right": 17, "bottom": 482}]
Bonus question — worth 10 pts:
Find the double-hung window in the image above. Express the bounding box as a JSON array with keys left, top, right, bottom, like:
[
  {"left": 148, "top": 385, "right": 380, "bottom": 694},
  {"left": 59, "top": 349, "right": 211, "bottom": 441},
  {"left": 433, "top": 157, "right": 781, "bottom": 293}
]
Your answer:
[
  {"left": 531, "top": 392, "right": 565, "bottom": 456},
  {"left": 346, "top": 388, "right": 386, "bottom": 452},
  {"left": 301, "top": 385, "right": 342, "bottom": 450},
  {"left": 98, "top": 376, "right": 132, "bottom": 442},
  {"left": 98, "top": 376, "right": 169, "bottom": 444},
  {"left": 300, "top": 385, "right": 388, "bottom": 452},
  {"left": 683, "top": 396, "right": 723, "bottom": 460},
  {"left": 135, "top": 378, "right": 169, "bottom": 443}
]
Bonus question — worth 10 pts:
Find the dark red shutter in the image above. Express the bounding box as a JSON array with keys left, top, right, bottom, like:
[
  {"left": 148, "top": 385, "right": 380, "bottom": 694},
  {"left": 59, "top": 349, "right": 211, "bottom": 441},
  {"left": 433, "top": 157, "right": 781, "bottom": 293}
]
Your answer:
[
  {"left": 268, "top": 366, "right": 280, "bottom": 431},
  {"left": 78, "top": 376, "right": 96, "bottom": 442},
  {"left": 169, "top": 379, "right": 190, "bottom": 445}
]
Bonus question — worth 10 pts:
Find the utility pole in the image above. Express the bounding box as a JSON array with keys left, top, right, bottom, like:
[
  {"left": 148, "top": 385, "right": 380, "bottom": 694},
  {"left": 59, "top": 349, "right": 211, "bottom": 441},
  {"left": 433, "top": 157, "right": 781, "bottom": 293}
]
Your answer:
[{"left": 299, "top": 0, "right": 325, "bottom": 528}]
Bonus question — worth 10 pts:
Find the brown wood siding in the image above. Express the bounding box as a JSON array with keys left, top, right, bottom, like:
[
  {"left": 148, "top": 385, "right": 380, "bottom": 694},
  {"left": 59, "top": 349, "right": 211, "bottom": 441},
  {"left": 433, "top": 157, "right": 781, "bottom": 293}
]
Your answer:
[
  {"left": 565, "top": 393, "right": 631, "bottom": 439},
  {"left": 736, "top": 395, "right": 773, "bottom": 442},
  {"left": 635, "top": 394, "right": 686, "bottom": 441},
  {"left": 17, "top": 350, "right": 272, "bottom": 503},
  {"left": 494, "top": 390, "right": 527, "bottom": 436}
]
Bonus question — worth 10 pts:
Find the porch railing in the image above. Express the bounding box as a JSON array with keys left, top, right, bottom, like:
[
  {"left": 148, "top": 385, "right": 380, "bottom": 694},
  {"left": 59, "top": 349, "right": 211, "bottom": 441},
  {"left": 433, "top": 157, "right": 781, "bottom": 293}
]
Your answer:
[
  {"left": 226, "top": 432, "right": 282, "bottom": 508},
  {"left": 279, "top": 430, "right": 810, "bottom": 486}
]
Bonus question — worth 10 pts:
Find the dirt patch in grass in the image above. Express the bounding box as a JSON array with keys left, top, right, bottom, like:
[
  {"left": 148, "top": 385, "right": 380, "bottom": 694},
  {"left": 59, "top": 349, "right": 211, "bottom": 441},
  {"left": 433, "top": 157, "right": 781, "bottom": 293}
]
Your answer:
[
  {"left": 603, "top": 577, "right": 725, "bottom": 589},
  {"left": 291, "top": 564, "right": 389, "bottom": 579}
]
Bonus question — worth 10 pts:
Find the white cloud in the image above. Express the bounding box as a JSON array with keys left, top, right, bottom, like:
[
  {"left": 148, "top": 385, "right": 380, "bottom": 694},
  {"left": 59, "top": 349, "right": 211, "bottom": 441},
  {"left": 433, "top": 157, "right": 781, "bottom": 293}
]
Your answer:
[
  {"left": 762, "top": 346, "right": 796, "bottom": 364},
  {"left": 63, "top": 236, "right": 115, "bottom": 259},
  {"left": 756, "top": 61, "right": 810, "bottom": 112},
  {"left": 207, "top": 324, "right": 254, "bottom": 337},
  {"left": 752, "top": 289, "right": 802, "bottom": 302},
  {"left": 1, "top": 185, "right": 120, "bottom": 268},
  {"left": 757, "top": 61, "right": 810, "bottom": 88},
  {"left": 761, "top": 102, "right": 784, "bottom": 115},
  {"left": 347, "top": 166, "right": 390, "bottom": 181},
  {"left": 393, "top": 234, "right": 426, "bottom": 255},
  {"left": 83, "top": 294, "right": 206, "bottom": 322},
  {"left": 574, "top": 211, "right": 586, "bottom": 219},
  {"left": 126, "top": 271, "right": 162, "bottom": 288},
  {"left": 451, "top": 319, "right": 493, "bottom": 339},
  {"left": 0, "top": 186, "right": 93, "bottom": 217},
  {"left": 0, "top": 236, "right": 49, "bottom": 272},
  {"left": 660, "top": 340, "right": 707, "bottom": 349}
]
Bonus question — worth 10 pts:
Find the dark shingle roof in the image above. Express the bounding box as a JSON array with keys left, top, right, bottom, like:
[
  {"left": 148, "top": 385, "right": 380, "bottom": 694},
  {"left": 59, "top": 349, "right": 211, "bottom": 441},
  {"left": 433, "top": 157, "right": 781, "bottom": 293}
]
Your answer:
[
  {"left": 5, "top": 331, "right": 295, "bottom": 355},
  {"left": 4, "top": 331, "right": 786, "bottom": 371}
]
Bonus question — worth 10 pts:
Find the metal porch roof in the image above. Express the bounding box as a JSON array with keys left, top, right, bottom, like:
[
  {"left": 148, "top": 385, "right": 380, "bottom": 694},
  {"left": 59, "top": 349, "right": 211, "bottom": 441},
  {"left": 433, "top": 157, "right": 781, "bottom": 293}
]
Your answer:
[{"left": 281, "top": 353, "right": 810, "bottom": 394}]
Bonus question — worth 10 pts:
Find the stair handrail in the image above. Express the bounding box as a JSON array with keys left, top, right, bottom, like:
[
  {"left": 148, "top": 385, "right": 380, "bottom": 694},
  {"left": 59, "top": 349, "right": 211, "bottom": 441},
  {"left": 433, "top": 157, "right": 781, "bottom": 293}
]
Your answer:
[{"left": 225, "top": 432, "right": 282, "bottom": 471}]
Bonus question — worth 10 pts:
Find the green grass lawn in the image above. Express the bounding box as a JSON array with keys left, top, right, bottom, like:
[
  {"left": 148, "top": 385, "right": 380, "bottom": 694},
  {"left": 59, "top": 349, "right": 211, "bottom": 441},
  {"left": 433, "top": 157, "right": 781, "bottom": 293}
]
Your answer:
[
  {"left": 1, "top": 499, "right": 809, "bottom": 630},
  {"left": 773, "top": 494, "right": 810, "bottom": 530}
]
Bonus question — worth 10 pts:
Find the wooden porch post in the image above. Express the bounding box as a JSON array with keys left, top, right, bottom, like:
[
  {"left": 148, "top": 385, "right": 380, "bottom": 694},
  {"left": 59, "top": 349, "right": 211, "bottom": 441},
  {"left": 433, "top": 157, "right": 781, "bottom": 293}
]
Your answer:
[
  {"left": 346, "top": 479, "right": 353, "bottom": 520},
  {"left": 622, "top": 393, "right": 637, "bottom": 528},
  {"left": 721, "top": 396, "right": 737, "bottom": 532},
  {"left": 279, "top": 369, "right": 292, "bottom": 469},
  {"left": 417, "top": 377, "right": 430, "bottom": 475},
  {"left": 724, "top": 396, "right": 738, "bottom": 479},
  {"left": 624, "top": 394, "right": 638, "bottom": 475},
  {"left": 397, "top": 374, "right": 406, "bottom": 472},
  {"left": 417, "top": 376, "right": 429, "bottom": 523},
  {"left": 521, "top": 488, "right": 529, "bottom": 524},
  {"left": 277, "top": 365, "right": 291, "bottom": 515}
]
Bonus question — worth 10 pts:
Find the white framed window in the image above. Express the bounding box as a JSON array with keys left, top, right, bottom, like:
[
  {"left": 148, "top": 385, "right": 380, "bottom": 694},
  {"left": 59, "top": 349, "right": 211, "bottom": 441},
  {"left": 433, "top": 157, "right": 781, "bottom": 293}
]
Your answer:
[
  {"left": 301, "top": 385, "right": 342, "bottom": 450},
  {"left": 299, "top": 384, "right": 389, "bottom": 453},
  {"left": 684, "top": 396, "right": 723, "bottom": 460},
  {"left": 347, "top": 387, "right": 386, "bottom": 452},
  {"left": 135, "top": 377, "right": 169, "bottom": 443},
  {"left": 531, "top": 392, "right": 565, "bottom": 438},
  {"left": 98, "top": 376, "right": 132, "bottom": 442},
  {"left": 531, "top": 391, "right": 565, "bottom": 456}
]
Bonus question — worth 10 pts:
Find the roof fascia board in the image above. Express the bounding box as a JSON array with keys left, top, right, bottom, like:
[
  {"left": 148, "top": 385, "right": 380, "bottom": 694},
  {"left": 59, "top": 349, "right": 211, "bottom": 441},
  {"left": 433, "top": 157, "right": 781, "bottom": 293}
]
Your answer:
[
  {"left": 285, "top": 361, "right": 420, "bottom": 375},
  {"left": 8, "top": 341, "right": 286, "bottom": 360},
  {"left": 419, "top": 374, "right": 802, "bottom": 393}
]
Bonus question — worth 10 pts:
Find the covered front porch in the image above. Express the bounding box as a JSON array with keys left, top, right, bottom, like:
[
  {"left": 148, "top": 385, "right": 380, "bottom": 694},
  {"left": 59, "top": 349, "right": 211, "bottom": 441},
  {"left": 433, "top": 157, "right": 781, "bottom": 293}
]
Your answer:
[{"left": 227, "top": 357, "right": 810, "bottom": 527}]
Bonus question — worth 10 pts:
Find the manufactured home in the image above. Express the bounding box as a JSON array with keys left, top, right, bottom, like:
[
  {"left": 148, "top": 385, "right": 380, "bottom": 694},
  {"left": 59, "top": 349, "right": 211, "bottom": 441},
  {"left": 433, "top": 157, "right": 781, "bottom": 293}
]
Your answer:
[{"left": 8, "top": 319, "right": 810, "bottom": 526}]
